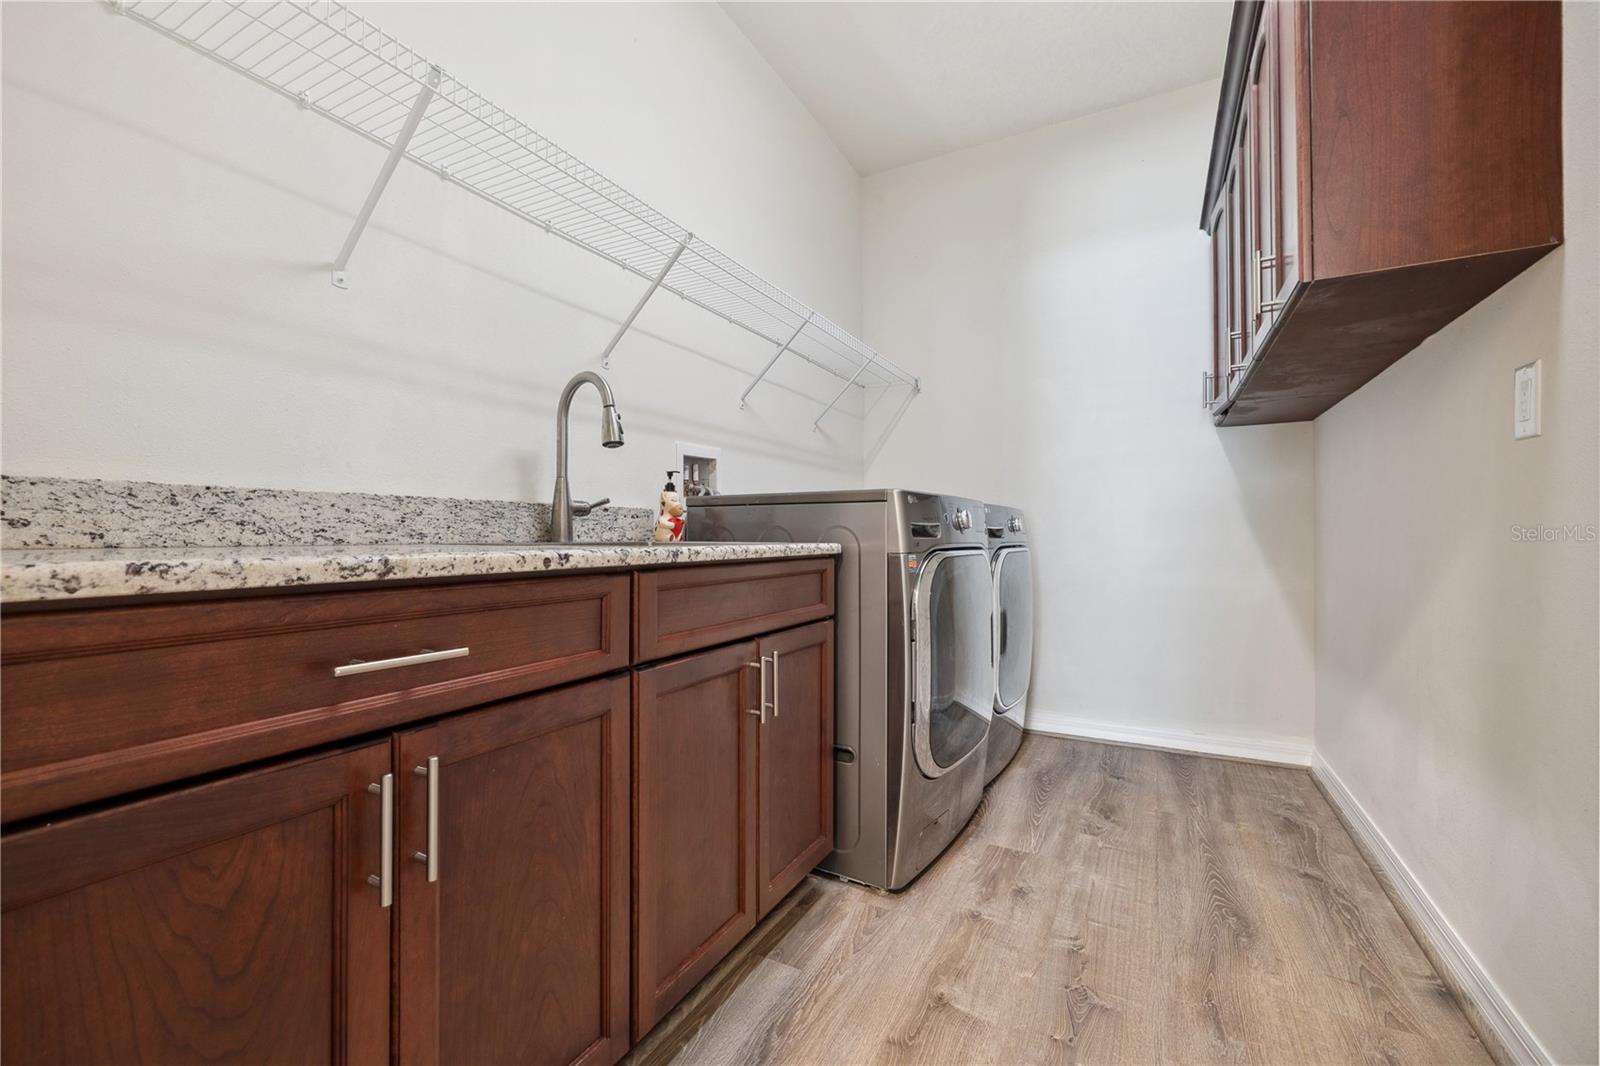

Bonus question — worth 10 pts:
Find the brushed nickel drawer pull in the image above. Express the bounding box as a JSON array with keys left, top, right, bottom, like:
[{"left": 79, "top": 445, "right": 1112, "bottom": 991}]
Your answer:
[
  {"left": 334, "top": 647, "right": 469, "bottom": 678},
  {"left": 748, "top": 656, "right": 774, "bottom": 723},
  {"left": 770, "top": 650, "right": 781, "bottom": 719},
  {"left": 747, "top": 653, "right": 777, "bottom": 721},
  {"left": 1255, "top": 251, "right": 1283, "bottom": 314},
  {"left": 747, "top": 658, "right": 768, "bottom": 723},
  {"left": 366, "top": 773, "right": 394, "bottom": 908},
  {"left": 412, "top": 756, "right": 440, "bottom": 883}
]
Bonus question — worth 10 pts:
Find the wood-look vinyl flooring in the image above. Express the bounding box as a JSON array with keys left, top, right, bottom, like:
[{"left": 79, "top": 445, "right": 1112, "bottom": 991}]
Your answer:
[{"left": 626, "top": 735, "right": 1491, "bottom": 1066}]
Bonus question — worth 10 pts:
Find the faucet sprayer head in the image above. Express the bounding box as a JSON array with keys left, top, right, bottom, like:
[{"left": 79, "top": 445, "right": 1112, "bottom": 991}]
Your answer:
[{"left": 601, "top": 403, "right": 624, "bottom": 448}]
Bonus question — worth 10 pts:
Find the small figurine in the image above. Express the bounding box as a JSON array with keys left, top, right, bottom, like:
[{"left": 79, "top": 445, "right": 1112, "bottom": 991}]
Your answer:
[{"left": 654, "top": 471, "right": 687, "bottom": 543}]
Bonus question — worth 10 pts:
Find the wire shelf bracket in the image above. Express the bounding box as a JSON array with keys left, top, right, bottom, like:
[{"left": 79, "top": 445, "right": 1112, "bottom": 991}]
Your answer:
[
  {"left": 331, "top": 65, "right": 438, "bottom": 289},
  {"left": 740, "top": 312, "right": 812, "bottom": 409},
  {"left": 813, "top": 356, "right": 874, "bottom": 432},
  {"left": 114, "top": 0, "right": 922, "bottom": 432},
  {"left": 600, "top": 236, "right": 688, "bottom": 369}
]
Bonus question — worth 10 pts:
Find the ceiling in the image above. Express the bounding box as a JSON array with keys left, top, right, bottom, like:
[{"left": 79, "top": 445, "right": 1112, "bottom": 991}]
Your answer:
[{"left": 722, "top": 2, "right": 1233, "bottom": 175}]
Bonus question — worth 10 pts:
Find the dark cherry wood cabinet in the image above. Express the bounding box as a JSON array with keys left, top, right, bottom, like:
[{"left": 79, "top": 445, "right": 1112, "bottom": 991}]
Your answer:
[
  {"left": 1, "top": 679, "right": 634, "bottom": 1066},
  {"left": 756, "top": 621, "right": 835, "bottom": 916},
  {"left": 631, "top": 620, "right": 836, "bottom": 1037},
  {"left": 0, "top": 572, "right": 630, "bottom": 821},
  {"left": 396, "top": 676, "right": 631, "bottom": 1066},
  {"left": 2, "top": 740, "right": 392, "bottom": 1066},
  {"left": 0, "top": 557, "right": 836, "bottom": 1065},
  {"left": 631, "top": 640, "right": 760, "bottom": 1039},
  {"left": 1202, "top": 0, "right": 1562, "bottom": 425},
  {"left": 634, "top": 556, "right": 834, "bottom": 661}
]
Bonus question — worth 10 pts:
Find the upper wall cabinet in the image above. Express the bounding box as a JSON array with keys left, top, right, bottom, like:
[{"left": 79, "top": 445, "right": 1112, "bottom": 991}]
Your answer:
[{"left": 1201, "top": 0, "right": 1563, "bottom": 425}]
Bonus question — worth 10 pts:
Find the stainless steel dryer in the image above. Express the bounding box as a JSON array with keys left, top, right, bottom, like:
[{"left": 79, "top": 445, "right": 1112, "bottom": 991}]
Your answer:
[
  {"left": 687, "top": 489, "right": 992, "bottom": 890},
  {"left": 983, "top": 504, "right": 1033, "bottom": 784}
]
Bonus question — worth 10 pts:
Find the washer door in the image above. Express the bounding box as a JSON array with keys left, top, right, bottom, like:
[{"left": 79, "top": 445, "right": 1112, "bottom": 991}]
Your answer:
[
  {"left": 913, "top": 547, "right": 994, "bottom": 778},
  {"left": 993, "top": 545, "right": 1033, "bottom": 712}
]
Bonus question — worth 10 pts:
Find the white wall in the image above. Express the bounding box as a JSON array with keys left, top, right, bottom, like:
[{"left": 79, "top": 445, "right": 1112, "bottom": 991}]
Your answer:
[
  {"left": 1313, "top": 4, "right": 1600, "bottom": 1061},
  {"left": 8, "top": 6, "right": 1593, "bottom": 1053},
  {"left": 1, "top": 1, "right": 867, "bottom": 505},
  {"left": 863, "top": 79, "right": 1317, "bottom": 760}
]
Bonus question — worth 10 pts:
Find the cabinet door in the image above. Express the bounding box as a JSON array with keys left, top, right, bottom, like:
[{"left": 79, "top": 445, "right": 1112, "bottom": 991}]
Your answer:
[
  {"left": 632, "top": 642, "right": 759, "bottom": 1039},
  {"left": 1209, "top": 193, "right": 1235, "bottom": 404},
  {"left": 1270, "top": 0, "right": 1306, "bottom": 301},
  {"left": 756, "top": 621, "right": 835, "bottom": 916},
  {"left": 396, "top": 676, "right": 631, "bottom": 1066},
  {"left": 1227, "top": 136, "right": 1248, "bottom": 393},
  {"left": 1245, "top": 19, "right": 1276, "bottom": 350},
  {"left": 1, "top": 742, "right": 391, "bottom": 1066}
]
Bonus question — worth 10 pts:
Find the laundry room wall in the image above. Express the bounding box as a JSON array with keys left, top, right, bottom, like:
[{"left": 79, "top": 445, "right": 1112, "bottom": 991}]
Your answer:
[
  {"left": 1313, "top": 3, "right": 1600, "bottom": 1060},
  {"left": 862, "top": 79, "right": 1317, "bottom": 761},
  {"left": 1, "top": 1, "right": 871, "bottom": 506}
]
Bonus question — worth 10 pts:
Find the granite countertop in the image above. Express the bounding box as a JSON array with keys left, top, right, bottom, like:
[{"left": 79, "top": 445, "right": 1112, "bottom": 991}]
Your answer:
[
  {"left": 1, "top": 541, "right": 841, "bottom": 603},
  {"left": 0, "top": 476, "right": 839, "bottom": 604}
]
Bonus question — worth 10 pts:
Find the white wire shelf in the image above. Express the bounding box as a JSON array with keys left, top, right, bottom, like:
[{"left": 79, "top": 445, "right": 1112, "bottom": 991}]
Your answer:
[{"left": 116, "top": 0, "right": 921, "bottom": 419}]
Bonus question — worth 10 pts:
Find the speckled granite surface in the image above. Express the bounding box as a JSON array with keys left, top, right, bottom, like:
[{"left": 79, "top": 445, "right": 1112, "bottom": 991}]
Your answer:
[
  {"left": 0, "top": 476, "right": 836, "bottom": 603},
  {"left": 1, "top": 475, "right": 655, "bottom": 549},
  {"left": 1, "top": 541, "right": 840, "bottom": 602}
]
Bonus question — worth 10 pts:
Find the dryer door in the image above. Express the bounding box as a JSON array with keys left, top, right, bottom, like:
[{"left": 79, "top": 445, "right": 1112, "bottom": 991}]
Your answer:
[
  {"left": 912, "top": 547, "right": 994, "bottom": 778},
  {"left": 993, "top": 545, "right": 1033, "bottom": 712}
]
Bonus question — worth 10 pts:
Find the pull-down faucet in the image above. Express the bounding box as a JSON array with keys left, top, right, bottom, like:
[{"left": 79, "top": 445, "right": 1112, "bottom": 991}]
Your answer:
[{"left": 549, "top": 370, "right": 625, "bottom": 542}]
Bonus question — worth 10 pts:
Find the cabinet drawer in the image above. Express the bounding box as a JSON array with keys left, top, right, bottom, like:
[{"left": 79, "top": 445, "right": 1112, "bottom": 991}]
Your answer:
[
  {"left": 1, "top": 573, "right": 630, "bottom": 822},
  {"left": 633, "top": 557, "right": 834, "bottom": 662}
]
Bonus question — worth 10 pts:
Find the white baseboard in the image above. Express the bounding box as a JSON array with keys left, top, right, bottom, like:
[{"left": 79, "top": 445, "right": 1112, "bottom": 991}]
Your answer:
[
  {"left": 1023, "top": 709, "right": 1312, "bottom": 767},
  {"left": 1311, "top": 754, "right": 1552, "bottom": 1066}
]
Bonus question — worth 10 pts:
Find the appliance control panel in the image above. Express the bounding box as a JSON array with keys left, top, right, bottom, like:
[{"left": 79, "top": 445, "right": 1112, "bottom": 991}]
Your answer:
[{"left": 891, "top": 491, "right": 986, "bottom": 549}]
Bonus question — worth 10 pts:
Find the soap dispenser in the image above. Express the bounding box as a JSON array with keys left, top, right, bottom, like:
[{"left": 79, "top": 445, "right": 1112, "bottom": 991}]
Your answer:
[{"left": 653, "top": 471, "right": 687, "bottom": 543}]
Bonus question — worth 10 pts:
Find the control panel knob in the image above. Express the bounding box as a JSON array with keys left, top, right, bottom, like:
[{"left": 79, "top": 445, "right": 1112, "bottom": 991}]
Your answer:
[
  {"left": 952, "top": 507, "right": 972, "bottom": 531},
  {"left": 1008, "top": 515, "right": 1024, "bottom": 534}
]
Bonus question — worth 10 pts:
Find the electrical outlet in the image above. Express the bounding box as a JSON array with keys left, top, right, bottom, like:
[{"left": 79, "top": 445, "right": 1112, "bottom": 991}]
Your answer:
[{"left": 1514, "top": 361, "right": 1541, "bottom": 440}]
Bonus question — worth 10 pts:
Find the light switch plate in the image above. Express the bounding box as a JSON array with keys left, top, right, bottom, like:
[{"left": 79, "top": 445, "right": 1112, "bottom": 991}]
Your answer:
[{"left": 1514, "top": 360, "right": 1542, "bottom": 440}]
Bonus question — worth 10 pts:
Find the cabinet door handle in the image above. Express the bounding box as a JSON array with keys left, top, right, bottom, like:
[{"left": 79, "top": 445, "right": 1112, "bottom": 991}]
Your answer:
[
  {"left": 1249, "top": 247, "right": 1256, "bottom": 321},
  {"left": 770, "top": 650, "right": 780, "bottom": 719},
  {"left": 1255, "top": 251, "right": 1283, "bottom": 314},
  {"left": 1228, "top": 329, "right": 1248, "bottom": 374},
  {"left": 747, "top": 657, "right": 768, "bottom": 723},
  {"left": 412, "top": 756, "right": 440, "bottom": 883},
  {"left": 366, "top": 773, "right": 394, "bottom": 908},
  {"left": 334, "top": 647, "right": 469, "bottom": 678}
]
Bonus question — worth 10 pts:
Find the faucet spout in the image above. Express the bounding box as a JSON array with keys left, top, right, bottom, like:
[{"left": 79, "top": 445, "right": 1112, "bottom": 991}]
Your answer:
[{"left": 550, "top": 371, "right": 625, "bottom": 542}]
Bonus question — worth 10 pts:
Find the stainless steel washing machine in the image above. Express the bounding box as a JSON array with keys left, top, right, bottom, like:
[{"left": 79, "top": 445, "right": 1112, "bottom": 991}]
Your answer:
[
  {"left": 687, "top": 489, "right": 992, "bottom": 890},
  {"left": 983, "top": 503, "right": 1033, "bottom": 784}
]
